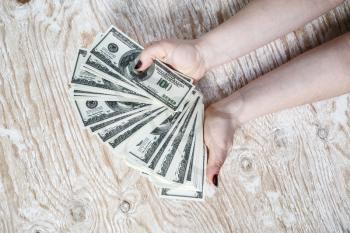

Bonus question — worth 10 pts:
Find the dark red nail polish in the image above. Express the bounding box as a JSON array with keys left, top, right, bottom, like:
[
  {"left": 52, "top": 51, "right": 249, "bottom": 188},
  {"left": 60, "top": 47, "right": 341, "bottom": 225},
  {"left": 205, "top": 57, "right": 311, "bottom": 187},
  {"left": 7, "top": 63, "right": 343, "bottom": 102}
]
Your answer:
[
  {"left": 134, "top": 60, "right": 142, "bottom": 69},
  {"left": 213, "top": 174, "right": 218, "bottom": 187}
]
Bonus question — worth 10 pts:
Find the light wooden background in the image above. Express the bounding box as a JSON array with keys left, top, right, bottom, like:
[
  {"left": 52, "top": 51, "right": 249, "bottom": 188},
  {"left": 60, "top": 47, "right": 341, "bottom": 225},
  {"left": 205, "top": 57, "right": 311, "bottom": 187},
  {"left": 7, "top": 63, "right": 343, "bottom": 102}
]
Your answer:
[{"left": 1, "top": 0, "right": 350, "bottom": 232}]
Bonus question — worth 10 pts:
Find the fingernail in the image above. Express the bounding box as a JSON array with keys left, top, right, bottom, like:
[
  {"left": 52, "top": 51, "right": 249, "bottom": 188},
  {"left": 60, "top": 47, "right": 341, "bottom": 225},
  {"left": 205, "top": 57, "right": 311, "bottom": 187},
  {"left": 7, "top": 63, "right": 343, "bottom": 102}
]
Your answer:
[
  {"left": 134, "top": 60, "right": 142, "bottom": 70},
  {"left": 213, "top": 174, "right": 218, "bottom": 187}
]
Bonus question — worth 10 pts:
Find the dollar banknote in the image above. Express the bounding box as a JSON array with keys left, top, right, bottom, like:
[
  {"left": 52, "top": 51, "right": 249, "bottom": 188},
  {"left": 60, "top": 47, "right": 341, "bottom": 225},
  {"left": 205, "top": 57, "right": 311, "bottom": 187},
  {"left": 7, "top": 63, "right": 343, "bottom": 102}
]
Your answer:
[
  {"left": 90, "top": 26, "right": 194, "bottom": 111},
  {"left": 69, "top": 27, "right": 206, "bottom": 201}
]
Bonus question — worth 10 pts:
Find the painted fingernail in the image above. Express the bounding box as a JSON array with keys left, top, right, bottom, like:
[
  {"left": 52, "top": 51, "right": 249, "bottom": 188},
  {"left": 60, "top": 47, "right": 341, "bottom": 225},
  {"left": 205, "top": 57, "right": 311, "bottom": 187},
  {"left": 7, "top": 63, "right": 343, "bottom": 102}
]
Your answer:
[
  {"left": 213, "top": 174, "right": 218, "bottom": 187},
  {"left": 134, "top": 60, "right": 142, "bottom": 70}
]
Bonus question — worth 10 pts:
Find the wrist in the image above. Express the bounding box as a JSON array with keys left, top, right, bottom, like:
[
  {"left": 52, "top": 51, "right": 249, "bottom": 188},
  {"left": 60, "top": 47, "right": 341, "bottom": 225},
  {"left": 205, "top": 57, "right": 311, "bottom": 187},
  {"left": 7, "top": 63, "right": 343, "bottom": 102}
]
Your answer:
[
  {"left": 193, "top": 37, "right": 213, "bottom": 73},
  {"left": 206, "top": 90, "right": 246, "bottom": 128}
]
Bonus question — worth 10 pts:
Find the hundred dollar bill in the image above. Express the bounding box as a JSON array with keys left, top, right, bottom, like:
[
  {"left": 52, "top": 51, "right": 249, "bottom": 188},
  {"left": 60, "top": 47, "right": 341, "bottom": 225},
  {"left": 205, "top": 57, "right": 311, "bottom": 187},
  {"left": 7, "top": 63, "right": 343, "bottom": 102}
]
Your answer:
[
  {"left": 146, "top": 138, "right": 198, "bottom": 189},
  {"left": 97, "top": 107, "right": 162, "bottom": 142},
  {"left": 90, "top": 26, "right": 194, "bottom": 111},
  {"left": 159, "top": 133, "right": 207, "bottom": 200},
  {"left": 132, "top": 106, "right": 197, "bottom": 188},
  {"left": 164, "top": 113, "right": 198, "bottom": 184},
  {"left": 72, "top": 49, "right": 151, "bottom": 101},
  {"left": 184, "top": 133, "right": 196, "bottom": 186},
  {"left": 108, "top": 107, "right": 170, "bottom": 149},
  {"left": 72, "top": 94, "right": 142, "bottom": 102},
  {"left": 123, "top": 111, "right": 192, "bottom": 186},
  {"left": 159, "top": 187, "right": 204, "bottom": 201},
  {"left": 74, "top": 99, "right": 149, "bottom": 127},
  {"left": 71, "top": 88, "right": 152, "bottom": 104},
  {"left": 70, "top": 89, "right": 150, "bottom": 104},
  {"left": 148, "top": 99, "right": 203, "bottom": 189},
  {"left": 146, "top": 103, "right": 192, "bottom": 172},
  {"left": 83, "top": 47, "right": 193, "bottom": 111},
  {"left": 125, "top": 99, "right": 192, "bottom": 167},
  {"left": 151, "top": 97, "right": 200, "bottom": 177},
  {"left": 159, "top": 183, "right": 204, "bottom": 200},
  {"left": 112, "top": 107, "right": 176, "bottom": 158},
  {"left": 126, "top": 91, "right": 198, "bottom": 171},
  {"left": 90, "top": 33, "right": 194, "bottom": 84},
  {"left": 182, "top": 103, "right": 206, "bottom": 191},
  {"left": 89, "top": 107, "right": 148, "bottom": 133},
  {"left": 82, "top": 54, "right": 140, "bottom": 91},
  {"left": 68, "top": 28, "right": 207, "bottom": 201}
]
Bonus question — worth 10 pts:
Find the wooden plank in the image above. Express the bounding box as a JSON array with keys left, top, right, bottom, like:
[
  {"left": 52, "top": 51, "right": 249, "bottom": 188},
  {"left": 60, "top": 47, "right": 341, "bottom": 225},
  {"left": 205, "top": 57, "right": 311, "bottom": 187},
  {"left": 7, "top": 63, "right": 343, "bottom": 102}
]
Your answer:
[{"left": 0, "top": 0, "right": 349, "bottom": 232}]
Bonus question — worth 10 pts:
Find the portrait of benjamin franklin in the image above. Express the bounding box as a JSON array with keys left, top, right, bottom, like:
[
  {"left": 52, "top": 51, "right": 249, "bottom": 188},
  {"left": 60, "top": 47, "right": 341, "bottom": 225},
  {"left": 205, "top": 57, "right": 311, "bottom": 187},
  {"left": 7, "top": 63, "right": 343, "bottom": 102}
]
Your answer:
[
  {"left": 118, "top": 49, "right": 155, "bottom": 81},
  {"left": 105, "top": 101, "right": 142, "bottom": 113}
]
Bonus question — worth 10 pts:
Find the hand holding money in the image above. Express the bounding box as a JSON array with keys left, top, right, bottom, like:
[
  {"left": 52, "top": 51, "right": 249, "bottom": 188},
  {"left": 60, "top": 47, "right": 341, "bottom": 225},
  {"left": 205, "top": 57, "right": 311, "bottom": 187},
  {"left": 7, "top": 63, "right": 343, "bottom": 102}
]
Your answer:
[
  {"left": 136, "top": 39, "right": 207, "bottom": 82},
  {"left": 69, "top": 26, "right": 207, "bottom": 200}
]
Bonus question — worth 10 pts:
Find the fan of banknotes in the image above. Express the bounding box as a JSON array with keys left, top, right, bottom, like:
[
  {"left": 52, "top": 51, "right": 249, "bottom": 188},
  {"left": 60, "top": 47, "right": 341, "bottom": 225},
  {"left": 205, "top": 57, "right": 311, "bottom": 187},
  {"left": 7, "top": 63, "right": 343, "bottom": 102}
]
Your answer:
[{"left": 68, "top": 26, "right": 207, "bottom": 200}]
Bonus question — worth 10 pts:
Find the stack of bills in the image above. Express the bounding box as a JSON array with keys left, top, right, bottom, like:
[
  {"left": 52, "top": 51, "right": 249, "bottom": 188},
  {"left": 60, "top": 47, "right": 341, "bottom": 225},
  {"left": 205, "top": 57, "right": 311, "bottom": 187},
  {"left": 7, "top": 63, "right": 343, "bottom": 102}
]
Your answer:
[{"left": 69, "top": 26, "right": 207, "bottom": 200}]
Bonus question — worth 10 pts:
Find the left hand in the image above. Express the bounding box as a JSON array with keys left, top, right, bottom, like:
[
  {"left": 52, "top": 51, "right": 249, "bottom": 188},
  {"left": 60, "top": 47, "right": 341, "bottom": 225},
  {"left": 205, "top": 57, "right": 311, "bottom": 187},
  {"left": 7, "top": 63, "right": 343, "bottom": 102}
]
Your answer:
[{"left": 204, "top": 105, "right": 239, "bottom": 187}]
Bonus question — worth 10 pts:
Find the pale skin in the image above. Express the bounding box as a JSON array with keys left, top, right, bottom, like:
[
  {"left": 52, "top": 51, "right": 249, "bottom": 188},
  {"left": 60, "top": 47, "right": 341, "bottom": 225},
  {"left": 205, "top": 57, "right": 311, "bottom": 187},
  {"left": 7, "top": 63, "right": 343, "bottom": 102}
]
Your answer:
[{"left": 136, "top": 0, "right": 350, "bottom": 187}]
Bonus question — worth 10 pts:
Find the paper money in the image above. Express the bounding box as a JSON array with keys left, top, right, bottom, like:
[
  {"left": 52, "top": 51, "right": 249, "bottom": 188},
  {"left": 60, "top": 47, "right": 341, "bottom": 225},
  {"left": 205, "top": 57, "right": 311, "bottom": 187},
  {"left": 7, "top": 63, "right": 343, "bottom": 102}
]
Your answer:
[
  {"left": 90, "top": 26, "right": 194, "bottom": 111},
  {"left": 69, "top": 26, "right": 206, "bottom": 201}
]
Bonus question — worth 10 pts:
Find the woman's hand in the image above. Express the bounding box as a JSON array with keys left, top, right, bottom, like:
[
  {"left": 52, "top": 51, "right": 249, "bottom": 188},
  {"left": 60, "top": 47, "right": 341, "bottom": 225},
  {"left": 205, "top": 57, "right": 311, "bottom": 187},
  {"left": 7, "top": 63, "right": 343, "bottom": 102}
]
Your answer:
[
  {"left": 204, "top": 108, "right": 235, "bottom": 187},
  {"left": 136, "top": 39, "right": 207, "bottom": 81},
  {"left": 204, "top": 93, "right": 244, "bottom": 187}
]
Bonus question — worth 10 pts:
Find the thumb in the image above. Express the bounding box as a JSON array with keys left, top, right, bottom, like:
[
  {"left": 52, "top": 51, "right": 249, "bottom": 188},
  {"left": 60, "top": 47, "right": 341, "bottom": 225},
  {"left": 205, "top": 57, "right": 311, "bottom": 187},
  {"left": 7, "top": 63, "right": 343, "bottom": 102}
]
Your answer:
[
  {"left": 206, "top": 146, "right": 225, "bottom": 187},
  {"left": 137, "top": 40, "right": 174, "bottom": 72}
]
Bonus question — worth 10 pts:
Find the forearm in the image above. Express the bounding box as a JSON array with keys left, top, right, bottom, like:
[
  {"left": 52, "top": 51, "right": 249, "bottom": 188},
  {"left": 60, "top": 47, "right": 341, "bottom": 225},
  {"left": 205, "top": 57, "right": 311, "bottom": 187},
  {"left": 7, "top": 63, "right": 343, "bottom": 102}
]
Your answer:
[
  {"left": 197, "top": 0, "right": 342, "bottom": 70},
  {"left": 209, "top": 33, "right": 350, "bottom": 125}
]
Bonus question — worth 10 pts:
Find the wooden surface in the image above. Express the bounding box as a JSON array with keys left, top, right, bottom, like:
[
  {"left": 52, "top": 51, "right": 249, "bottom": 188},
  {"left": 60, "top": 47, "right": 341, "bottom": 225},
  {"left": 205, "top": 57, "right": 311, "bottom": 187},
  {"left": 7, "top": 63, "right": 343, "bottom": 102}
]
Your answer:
[{"left": 1, "top": 0, "right": 350, "bottom": 232}]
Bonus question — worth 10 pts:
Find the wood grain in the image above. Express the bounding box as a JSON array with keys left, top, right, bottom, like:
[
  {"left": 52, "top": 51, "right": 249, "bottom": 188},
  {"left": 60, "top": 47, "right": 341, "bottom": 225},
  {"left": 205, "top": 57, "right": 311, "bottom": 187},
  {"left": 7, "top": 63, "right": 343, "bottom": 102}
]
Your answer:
[{"left": 0, "top": 0, "right": 350, "bottom": 232}]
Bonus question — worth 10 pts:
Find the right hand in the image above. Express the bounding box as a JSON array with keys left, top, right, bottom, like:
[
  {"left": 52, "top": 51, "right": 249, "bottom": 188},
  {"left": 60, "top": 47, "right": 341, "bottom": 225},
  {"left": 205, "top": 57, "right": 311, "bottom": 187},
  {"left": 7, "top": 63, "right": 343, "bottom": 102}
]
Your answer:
[{"left": 136, "top": 39, "right": 207, "bottom": 81}]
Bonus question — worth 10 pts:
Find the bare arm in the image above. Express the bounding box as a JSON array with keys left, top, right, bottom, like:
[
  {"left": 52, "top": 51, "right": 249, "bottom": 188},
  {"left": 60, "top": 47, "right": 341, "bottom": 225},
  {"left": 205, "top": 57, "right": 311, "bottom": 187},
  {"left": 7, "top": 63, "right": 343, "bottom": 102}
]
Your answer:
[
  {"left": 197, "top": 0, "right": 343, "bottom": 70},
  {"left": 205, "top": 33, "right": 350, "bottom": 186},
  {"left": 208, "top": 33, "right": 350, "bottom": 124},
  {"left": 137, "top": 0, "right": 343, "bottom": 79}
]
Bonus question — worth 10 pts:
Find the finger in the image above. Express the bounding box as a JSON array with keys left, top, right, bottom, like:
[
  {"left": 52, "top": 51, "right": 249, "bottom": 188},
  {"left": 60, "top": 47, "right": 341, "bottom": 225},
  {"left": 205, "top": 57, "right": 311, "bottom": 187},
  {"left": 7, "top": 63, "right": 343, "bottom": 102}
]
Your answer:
[
  {"left": 137, "top": 41, "right": 173, "bottom": 71},
  {"left": 206, "top": 146, "right": 225, "bottom": 187}
]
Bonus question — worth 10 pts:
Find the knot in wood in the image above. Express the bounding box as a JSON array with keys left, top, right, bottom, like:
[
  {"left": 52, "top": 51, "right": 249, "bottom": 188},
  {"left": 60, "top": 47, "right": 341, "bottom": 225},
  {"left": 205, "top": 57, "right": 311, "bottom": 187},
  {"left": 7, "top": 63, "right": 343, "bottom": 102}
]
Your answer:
[
  {"left": 240, "top": 157, "right": 253, "bottom": 171},
  {"left": 273, "top": 128, "right": 287, "bottom": 148},
  {"left": 317, "top": 128, "right": 328, "bottom": 140},
  {"left": 17, "top": 0, "right": 30, "bottom": 4},
  {"left": 70, "top": 205, "right": 86, "bottom": 222},
  {"left": 119, "top": 200, "right": 131, "bottom": 213}
]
